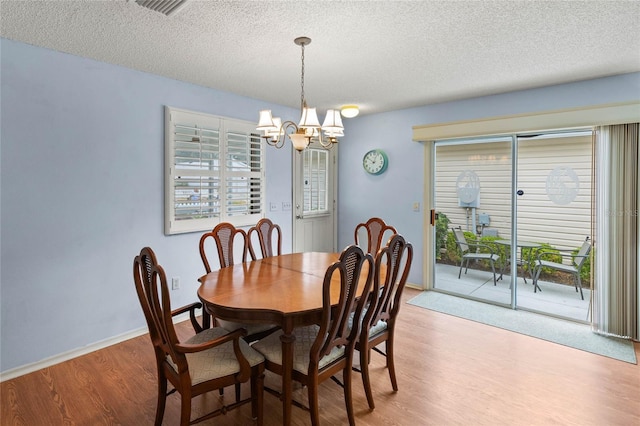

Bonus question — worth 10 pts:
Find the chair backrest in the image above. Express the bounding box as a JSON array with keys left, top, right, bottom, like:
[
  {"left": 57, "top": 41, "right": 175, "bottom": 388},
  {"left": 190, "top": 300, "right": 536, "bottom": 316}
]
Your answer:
[
  {"left": 199, "top": 222, "right": 249, "bottom": 273},
  {"left": 574, "top": 237, "right": 592, "bottom": 268},
  {"left": 133, "top": 247, "right": 185, "bottom": 370},
  {"left": 452, "top": 227, "right": 470, "bottom": 253},
  {"left": 248, "top": 218, "right": 282, "bottom": 260},
  {"left": 354, "top": 217, "right": 398, "bottom": 256},
  {"left": 362, "top": 234, "right": 413, "bottom": 337},
  {"left": 311, "top": 245, "right": 374, "bottom": 367}
]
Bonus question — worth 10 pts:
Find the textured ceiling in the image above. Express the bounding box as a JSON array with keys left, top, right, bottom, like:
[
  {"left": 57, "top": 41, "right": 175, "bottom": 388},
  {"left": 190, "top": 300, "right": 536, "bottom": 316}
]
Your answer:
[{"left": 1, "top": 0, "right": 639, "bottom": 116}]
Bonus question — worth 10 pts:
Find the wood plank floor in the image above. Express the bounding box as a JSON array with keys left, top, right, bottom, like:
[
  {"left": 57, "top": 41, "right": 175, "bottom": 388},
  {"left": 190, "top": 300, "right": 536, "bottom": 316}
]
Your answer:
[{"left": 2, "top": 287, "right": 639, "bottom": 425}]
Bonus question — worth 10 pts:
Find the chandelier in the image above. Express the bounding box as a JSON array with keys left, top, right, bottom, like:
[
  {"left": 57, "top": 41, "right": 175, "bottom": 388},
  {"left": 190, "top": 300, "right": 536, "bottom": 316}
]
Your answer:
[{"left": 256, "top": 37, "right": 344, "bottom": 151}]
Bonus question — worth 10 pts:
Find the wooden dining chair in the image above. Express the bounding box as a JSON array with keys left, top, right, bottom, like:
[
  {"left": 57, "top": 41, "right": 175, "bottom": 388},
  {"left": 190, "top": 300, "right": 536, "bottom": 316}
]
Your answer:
[
  {"left": 133, "top": 247, "right": 265, "bottom": 426},
  {"left": 252, "top": 245, "right": 374, "bottom": 426},
  {"left": 354, "top": 234, "right": 413, "bottom": 410},
  {"left": 354, "top": 217, "right": 398, "bottom": 255},
  {"left": 199, "top": 222, "right": 279, "bottom": 342},
  {"left": 199, "top": 222, "right": 249, "bottom": 273},
  {"left": 247, "top": 218, "right": 282, "bottom": 260}
]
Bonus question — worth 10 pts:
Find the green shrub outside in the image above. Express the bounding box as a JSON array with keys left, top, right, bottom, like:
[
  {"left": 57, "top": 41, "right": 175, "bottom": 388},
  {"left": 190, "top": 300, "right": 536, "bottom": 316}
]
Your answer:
[
  {"left": 435, "top": 212, "right": 450, "bottom": 259},
  {"left": 572, "top": 245, "right": 592, "bottom": 282},
  {"left": 443, "top": 230, "right": 459, "bottom": 264}
]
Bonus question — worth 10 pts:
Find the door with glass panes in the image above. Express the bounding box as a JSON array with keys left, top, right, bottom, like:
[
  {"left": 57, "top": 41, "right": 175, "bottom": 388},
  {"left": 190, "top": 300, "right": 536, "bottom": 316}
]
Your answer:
[{"left": 292, "top": 142, "right": 337, "bottom": 253}]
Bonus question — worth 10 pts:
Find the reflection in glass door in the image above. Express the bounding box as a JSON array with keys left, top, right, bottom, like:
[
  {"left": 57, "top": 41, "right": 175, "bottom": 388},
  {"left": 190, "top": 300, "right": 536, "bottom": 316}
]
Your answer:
[{"left": 433, "top": 137, "right": 514, "bottom": 307}]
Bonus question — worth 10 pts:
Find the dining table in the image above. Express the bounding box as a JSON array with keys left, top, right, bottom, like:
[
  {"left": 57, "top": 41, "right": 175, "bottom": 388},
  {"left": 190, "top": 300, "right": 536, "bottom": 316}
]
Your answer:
[{"left": 197, "top": 251, "right": 363, "bottom": 425}]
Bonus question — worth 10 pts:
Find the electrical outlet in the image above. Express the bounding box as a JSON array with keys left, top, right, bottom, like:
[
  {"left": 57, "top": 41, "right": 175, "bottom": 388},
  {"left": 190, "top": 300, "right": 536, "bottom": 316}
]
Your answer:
[
  {"left": 282, "top": 201, "right": 292, "bottom": 211},
  {"left": 171, "top": 277, "right": 180, "bottom": 290},
  {"left": 270, "top": 202, "right": 278, "bottom": 212}
]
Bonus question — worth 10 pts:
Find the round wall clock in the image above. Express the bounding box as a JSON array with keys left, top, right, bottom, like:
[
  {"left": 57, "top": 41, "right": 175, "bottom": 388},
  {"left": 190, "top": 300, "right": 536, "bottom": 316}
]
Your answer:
[{"left": 363, "top": 149, "right": 389, "bottom": 175}]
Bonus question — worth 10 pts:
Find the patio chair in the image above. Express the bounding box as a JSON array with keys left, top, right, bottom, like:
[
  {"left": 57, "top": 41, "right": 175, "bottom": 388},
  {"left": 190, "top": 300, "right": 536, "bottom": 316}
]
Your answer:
[
  {"left": 452, "top": 227, "right": 499, "bottom": 285},
  {"left": 532, "top": 237, "right": 591, "bottom": 300}
]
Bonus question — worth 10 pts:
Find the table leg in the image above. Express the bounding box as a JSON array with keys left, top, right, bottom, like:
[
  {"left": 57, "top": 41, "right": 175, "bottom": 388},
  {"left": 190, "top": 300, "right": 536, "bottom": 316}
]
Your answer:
[
  {"left": 201, "top": 306, "right": 212, "bottom": 329},
  {"left": 519, "top": 247, "right": 528, "bottom": 284},
  {"left": 497, "top": 245, "right": 509, "bottom": 281},
  {"left": 280, "top": 325, "right": 295, "bottom": 425}
]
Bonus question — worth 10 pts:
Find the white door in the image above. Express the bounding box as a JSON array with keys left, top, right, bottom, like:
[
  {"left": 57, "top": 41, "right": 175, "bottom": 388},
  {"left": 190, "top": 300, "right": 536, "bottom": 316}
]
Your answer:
[{"left": 292, "top": 143, "right": 337, "bottom": 252}]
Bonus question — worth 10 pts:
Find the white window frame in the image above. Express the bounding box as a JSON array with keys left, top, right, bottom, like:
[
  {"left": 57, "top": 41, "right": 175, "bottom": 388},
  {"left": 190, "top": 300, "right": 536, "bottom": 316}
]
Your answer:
[
  {"left": 164, "top": 106, "right": 265, "bottom": 235},
  {"left": 302, "top": 147, "right": 330, "bottom": 216}
]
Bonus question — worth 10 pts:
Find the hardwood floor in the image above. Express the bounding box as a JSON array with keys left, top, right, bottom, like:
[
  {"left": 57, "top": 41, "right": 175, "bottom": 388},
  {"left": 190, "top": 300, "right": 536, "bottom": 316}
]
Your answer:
[{"left": 2, "top": 287, "right": 639, "bottom": 425}]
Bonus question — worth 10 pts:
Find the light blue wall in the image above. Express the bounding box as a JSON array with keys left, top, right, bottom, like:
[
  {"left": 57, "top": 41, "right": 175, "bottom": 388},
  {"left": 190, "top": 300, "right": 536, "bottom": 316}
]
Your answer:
[
  {"left": 2, "top": 37, "right": 639, "bottom": 374},
  {"left": 0, "top": 39, "right": 298, "bottom": 373},
  {"left": 337, "top": 72, "right": 640, "bottom": 286}
]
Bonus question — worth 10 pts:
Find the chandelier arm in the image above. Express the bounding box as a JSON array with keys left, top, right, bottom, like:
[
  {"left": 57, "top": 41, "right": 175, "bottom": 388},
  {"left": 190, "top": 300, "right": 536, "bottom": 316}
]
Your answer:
[
  {"left": 282, "top": 120, "right": 298, "bottom": 135},
  {"left": 262, "top": 120, "right": 303, "bottom": 150},
  {"left": 264, "top": 135, "right": 285, "bottom": 149},
  {"left": 317, "top": 132, "right": 334, "bottom": 149}
]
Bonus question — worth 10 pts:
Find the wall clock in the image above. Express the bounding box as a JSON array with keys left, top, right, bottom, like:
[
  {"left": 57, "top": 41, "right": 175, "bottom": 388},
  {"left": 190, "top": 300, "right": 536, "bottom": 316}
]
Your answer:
[{"left": 363, "top": 149, "right": 389, "bottom": 175}]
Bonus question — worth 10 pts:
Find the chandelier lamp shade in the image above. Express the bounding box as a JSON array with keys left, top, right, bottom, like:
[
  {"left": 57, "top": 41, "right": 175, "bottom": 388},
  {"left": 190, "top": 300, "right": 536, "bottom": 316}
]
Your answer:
[{"left": 256, "top": 37, "right": 344, "bottom": 151}]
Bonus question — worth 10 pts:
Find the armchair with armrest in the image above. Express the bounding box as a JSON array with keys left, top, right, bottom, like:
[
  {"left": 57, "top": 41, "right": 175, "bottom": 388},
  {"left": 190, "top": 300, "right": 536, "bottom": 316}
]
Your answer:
[
  {"left": 452, "top": 227, "right": 499, "bottom": 285},
  {"left": 532, "top": 237, "right": 591, "bottom": 300},
  {"left": 133, "top": 247, "right": 265, "bottom": 425}
]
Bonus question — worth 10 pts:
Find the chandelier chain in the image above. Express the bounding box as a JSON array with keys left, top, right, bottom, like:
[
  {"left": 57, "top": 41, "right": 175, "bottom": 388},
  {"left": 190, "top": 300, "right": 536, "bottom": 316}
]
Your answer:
[{"left": 300, "top": 42, "right": 305, "bottom": 110}]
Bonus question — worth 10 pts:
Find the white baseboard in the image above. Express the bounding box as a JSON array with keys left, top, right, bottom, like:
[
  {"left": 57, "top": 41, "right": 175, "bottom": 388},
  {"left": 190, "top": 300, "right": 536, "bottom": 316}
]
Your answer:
[
  {"left": 0, "top": 312, "right": 190, "bottom": 382},
  {"left": 406, "top": 282, "right": 423, "bottom": 290}
]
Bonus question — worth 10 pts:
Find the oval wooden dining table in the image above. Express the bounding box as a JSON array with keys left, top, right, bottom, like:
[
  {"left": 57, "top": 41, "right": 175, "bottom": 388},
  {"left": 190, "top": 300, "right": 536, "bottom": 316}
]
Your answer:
[{"left": 198, "top": 251, "right": 347, "bottom": 425}]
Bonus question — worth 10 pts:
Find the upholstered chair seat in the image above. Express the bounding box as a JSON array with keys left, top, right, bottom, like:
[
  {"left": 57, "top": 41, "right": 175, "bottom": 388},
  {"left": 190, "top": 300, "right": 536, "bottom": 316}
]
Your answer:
[
  {"left": 167, "top": 327, "right": 265, "bottom": 385},
  {"left": 253, "top": 326, "right": 346, "bottom": 374}
]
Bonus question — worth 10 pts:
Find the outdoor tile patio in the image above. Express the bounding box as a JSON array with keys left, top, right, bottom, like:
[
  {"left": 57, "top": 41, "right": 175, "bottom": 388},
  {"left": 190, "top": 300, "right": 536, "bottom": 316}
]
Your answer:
[{"left": 435, "top": 263, "right": 591, "bottom": 322}]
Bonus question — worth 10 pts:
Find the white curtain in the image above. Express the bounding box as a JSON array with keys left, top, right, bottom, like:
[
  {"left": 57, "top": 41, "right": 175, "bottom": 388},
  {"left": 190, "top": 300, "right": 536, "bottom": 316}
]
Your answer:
[{"left": 592, "top": 123, "right": 639, "bottom": 340}]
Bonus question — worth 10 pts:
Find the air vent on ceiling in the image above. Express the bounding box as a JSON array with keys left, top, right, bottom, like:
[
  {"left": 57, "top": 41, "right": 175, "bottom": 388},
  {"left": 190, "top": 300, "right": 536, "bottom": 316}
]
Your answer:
[{"left": 135, "top": 0, "right": 189, "bottom": 16}]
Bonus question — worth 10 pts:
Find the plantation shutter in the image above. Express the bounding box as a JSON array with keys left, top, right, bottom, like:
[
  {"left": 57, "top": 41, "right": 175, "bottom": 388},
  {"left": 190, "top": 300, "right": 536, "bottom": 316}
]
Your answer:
[
  {"left": 223, "top": 121, "right": 264, "bottom": 226},
  {"left": 165, "top": 107, "right": 264, "bottom": 235}
]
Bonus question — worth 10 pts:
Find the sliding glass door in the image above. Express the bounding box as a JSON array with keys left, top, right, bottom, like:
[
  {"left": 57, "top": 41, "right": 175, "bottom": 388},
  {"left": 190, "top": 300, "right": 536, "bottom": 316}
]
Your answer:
[
  {"left": 433, "top": 130, "right": 593, "bottom": 322},
  {"left": 433, "top": 136, "right": 513, "bottom": 307}
]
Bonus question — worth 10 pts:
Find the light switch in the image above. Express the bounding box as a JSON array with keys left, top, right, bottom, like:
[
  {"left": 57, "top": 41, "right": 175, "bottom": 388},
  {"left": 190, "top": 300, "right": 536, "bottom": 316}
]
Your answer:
[
  {"left": 413, "top": 202, "right": 420, "bottom": 212},
  {"left": 270, "top": 202, "right": 278, "bottom": 212}
]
